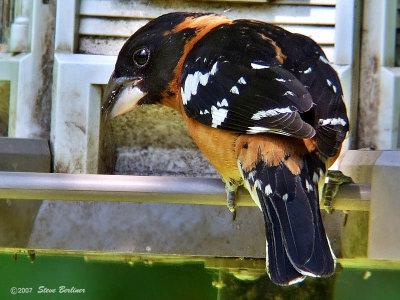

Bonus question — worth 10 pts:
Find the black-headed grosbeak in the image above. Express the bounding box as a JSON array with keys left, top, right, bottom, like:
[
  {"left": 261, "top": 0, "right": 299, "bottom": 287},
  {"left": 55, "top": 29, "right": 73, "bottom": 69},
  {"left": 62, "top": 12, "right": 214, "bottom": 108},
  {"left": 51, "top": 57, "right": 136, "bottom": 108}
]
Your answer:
[{"left": 102, "top": 12, "right": 349, "bottom": 285}]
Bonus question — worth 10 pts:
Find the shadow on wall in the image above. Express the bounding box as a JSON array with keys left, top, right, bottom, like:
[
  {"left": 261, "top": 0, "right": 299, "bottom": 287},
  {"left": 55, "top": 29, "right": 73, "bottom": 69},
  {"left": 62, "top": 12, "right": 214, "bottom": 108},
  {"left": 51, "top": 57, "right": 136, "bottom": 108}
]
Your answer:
[
  {"left": 101, "top": 101, "right": 219, "bottom": 177},
  {"left": 0, "top": 81, "right": 9, "bottom": 136}
]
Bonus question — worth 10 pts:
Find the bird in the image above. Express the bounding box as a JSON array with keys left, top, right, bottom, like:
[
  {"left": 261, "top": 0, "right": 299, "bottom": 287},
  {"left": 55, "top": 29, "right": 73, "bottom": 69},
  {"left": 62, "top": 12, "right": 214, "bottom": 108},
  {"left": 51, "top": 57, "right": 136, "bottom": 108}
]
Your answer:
[{"left": 101, "top": 12, "right": 349, "bottom": 285}]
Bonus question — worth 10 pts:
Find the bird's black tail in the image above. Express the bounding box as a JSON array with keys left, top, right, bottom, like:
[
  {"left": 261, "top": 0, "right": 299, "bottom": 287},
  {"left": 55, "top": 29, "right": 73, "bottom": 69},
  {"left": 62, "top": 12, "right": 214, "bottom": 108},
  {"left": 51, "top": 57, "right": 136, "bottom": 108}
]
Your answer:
[{"left": 240, "top": 153, "right": 335, "bottom": 285}]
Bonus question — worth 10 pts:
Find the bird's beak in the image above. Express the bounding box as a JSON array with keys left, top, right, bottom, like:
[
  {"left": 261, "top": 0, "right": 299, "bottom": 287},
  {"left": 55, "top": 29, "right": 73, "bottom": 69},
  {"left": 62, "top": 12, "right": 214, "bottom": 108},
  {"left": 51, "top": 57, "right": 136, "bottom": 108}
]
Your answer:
[{"left": 101, "top": 72, "right": 146, "bottom": 118}]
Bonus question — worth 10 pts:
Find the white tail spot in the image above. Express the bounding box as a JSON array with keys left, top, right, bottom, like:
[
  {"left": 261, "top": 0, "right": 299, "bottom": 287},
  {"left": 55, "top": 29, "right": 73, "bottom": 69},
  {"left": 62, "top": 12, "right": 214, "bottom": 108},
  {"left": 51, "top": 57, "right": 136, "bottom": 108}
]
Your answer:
[
  {"left": 248, "top": 170, "right": 256, "bottom": 180},
  {"left": 265, "top": 184, "right": 273, "bottom": 195},
  {"left": 254, "top": 179, "right": 263, "bottom": 191},
  {"left": 313, "top": 172, "right": 319, "bottom": 184},
  {"left": 305, "top": 180, "right": 314, "bottom": 192}
]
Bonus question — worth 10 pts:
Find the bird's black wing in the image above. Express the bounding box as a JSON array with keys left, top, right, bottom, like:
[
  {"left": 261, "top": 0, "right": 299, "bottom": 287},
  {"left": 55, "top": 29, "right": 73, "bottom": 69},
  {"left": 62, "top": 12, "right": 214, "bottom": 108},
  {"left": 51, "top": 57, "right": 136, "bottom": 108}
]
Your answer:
[
  {"left": 279, "top": 30, "right": 349, "bottom": 156},
  {"left": 180, "top": 20, "right": 349, "bottom": 157},
  {"left": 180, "top": 22, "right": 315, "bottom": 140}
]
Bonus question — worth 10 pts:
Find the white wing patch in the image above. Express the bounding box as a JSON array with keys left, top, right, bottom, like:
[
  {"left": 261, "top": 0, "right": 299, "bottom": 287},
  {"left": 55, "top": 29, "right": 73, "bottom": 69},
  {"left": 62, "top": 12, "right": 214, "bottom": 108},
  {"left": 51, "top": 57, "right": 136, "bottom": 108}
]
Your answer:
[
  {"left": 199, "top": 109, "right": 210, "bottom": 115},
  {"left": 251, "top": 107, "right": 293, "bottom": 120},
  {"left": 210, "top": 105, "right": 228, "bottom": 128},
  {"left": 220, "top": 98, "right": 229, "bottom": 106},
  {"left": 210, "top": 61, "right": 218, "bottom": 75},
  {"left": 237, "top": 77, "right": 247, "bottom": 84},
  {"left": 318, "top": 117, "right": 347, "bottom": 126},
  {"left": 246, "top": 127, "right": 292, "bottom": 136},
  {"left": 319, "top": 56, "right": 329, "bottom": 64},
  {"left": 326, "top": 79, "right": 337, "bottom": 93},
  {"left": 251, "top": 62, "right": 270, "bottom": 69},
  {"left": 217, "top": 98, "right": 229, "bottom": 107},
  {"left": 181, "top": 71, "right": 210, "bottom": 105},
  {"left": 230, "top": 86, "right": 239, "bottom": 94},
  {"left": 283, "top": 91, "right": 296, "bottom": 97},
  {"left": 246, "top": 126, "right": 271, "bottom": 134},
  {"left": 182, "top": 62, "right": 220, "bottom": 105}
]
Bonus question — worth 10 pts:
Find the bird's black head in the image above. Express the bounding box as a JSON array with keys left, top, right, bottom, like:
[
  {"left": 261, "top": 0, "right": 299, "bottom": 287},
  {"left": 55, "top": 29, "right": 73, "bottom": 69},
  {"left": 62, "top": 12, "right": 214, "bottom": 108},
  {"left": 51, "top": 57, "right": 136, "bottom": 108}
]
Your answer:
[{"left": 102, "top": 12, "right": 214, "bottom": 118}]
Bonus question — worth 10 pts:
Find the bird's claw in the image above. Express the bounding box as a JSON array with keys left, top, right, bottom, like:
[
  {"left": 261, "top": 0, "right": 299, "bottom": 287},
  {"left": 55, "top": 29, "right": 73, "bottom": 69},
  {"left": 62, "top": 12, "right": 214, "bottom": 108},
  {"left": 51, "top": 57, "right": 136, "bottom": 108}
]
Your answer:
[
  {"left": 227, "top": 190, "right": 237, "bottom": 221},
  {"left": 322, "top": 170, "right": 353, "bottom": 213},
  {"left": 224, "top": 179, "right": 240, "bottom": 221}
]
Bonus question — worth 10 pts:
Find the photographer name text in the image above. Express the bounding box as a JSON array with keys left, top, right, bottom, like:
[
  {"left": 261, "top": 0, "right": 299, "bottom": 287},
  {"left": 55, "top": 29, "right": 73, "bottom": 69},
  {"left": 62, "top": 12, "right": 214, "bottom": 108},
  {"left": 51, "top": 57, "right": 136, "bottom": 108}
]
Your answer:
[{"left": 10, "top": 286, "right": 86, "bottom": 295}]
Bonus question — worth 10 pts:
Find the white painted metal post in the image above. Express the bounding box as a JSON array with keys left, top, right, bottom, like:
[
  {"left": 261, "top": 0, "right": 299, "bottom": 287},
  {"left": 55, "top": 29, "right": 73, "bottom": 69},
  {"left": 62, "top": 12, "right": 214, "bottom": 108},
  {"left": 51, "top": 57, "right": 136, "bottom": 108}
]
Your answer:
[
  {"left": 54, "top": 0, "right": 79, "bottom": 52},
  {"left": 0, "top": 0, "right": 55, "bottom": 138},
  {"left": 51, "top": 54, "right": 114, "bottom": 173},
  {"left": 334, "top": 0, "right": 362, "bottom": 151},
  {"left": 358, "top": 0, "right": 399, "bottom": 150},
  {"left": 339, "top": 150, "right": 400, "bottom": 261},
  {"left": 51, "top": 0, "right": 117, "bottom": 173},
  {"left": 369, "top": 151, "right": 400, "bottom": 260}
]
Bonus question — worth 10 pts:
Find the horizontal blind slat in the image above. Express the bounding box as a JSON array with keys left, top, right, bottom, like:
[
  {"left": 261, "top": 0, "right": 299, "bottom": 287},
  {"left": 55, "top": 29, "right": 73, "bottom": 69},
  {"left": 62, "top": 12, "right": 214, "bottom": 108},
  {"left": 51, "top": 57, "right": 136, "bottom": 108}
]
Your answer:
[
  {"left": 190, "top": 0, "right": 335, "bottom": 4},
  {"left": 78, "top": 0, "right": 337, "bottom": 61},
  {"left": 79, "top": 17, "right": 335, "bottom": 44},
  {"left": 80, "top": 0, "right": 336, "bottom": 25}
]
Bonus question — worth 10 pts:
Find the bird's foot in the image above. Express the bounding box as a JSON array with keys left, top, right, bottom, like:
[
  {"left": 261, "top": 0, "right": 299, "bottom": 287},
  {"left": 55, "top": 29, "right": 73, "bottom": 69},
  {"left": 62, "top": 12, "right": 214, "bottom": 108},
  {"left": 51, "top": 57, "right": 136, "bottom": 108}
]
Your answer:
[
  {"left": 322, "top": 170, "right": 353, "bottom": 213},
  {"left": 227, "top": 190, "right": 237, "bottom": 220},
  {"left": 224, "top": 179, "right": 240, "bottom": 221}
]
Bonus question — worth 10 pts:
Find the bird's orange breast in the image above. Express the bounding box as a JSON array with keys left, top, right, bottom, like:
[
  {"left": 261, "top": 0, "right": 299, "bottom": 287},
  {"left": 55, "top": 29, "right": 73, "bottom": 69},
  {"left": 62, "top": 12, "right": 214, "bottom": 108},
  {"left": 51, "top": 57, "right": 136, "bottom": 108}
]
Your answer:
[{"left": 182, "top": 113, "right": 242, "bottom": 182}]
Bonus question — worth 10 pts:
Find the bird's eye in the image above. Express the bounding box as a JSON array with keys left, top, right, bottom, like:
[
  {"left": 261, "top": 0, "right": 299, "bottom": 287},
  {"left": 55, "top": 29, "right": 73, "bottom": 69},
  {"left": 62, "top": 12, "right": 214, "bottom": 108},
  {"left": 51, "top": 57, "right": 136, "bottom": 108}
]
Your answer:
[{"left": 133, "top": 48, "right": 150, "bottom": 66}]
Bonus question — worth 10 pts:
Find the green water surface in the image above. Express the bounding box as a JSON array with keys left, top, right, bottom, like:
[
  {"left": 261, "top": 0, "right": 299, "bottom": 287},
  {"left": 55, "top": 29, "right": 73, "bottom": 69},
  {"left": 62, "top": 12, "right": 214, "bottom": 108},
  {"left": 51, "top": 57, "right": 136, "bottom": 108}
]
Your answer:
[{"left": 0, "top": 253, "right": 399, "bottom": 300}]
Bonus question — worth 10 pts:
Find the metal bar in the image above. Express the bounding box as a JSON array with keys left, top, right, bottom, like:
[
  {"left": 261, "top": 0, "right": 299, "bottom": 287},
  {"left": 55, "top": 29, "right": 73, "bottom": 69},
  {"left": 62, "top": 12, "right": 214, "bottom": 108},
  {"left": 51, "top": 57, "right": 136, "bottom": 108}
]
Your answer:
[
  {"left": 0, "top": 171, "right": 370, "bottom": 211},
  {"left": 332, "top": 183, "right": 370, "bottom": 211},
  {"left": 2, "top": 248, "right": 399, "bottom": 271}
]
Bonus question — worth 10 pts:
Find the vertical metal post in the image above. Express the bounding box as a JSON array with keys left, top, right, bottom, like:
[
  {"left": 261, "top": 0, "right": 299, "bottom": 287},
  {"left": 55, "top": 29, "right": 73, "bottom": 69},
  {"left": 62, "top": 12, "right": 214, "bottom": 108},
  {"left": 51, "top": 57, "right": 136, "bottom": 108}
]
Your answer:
[
  {"left": 358, "top": 0, "right": 399, "bottom": 150},
  {"left": 334, "top": 0, "right": 363, "bottom": 151}
]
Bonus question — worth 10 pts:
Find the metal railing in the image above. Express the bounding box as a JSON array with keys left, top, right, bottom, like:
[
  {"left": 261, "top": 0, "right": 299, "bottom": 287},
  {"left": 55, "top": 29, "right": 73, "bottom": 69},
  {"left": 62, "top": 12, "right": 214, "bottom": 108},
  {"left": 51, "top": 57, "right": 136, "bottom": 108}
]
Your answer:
[{"left": 0, "top": 171, "right": 370, "bottom": 211}]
